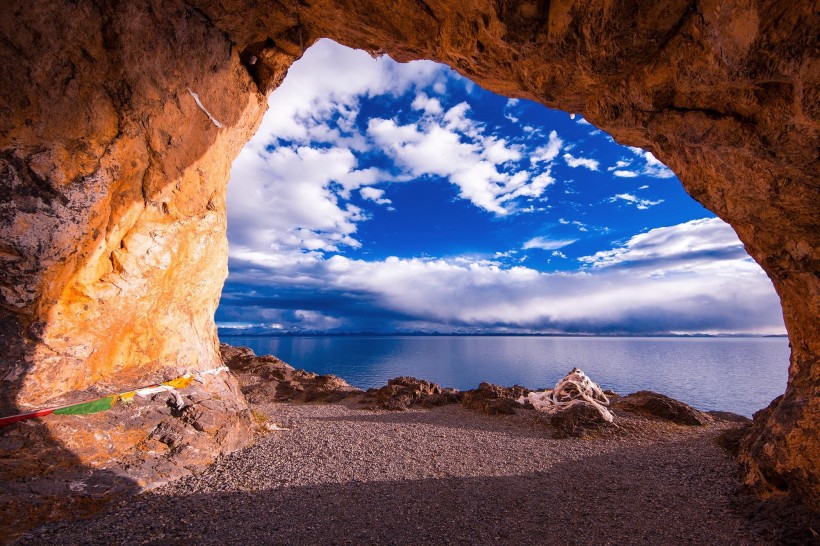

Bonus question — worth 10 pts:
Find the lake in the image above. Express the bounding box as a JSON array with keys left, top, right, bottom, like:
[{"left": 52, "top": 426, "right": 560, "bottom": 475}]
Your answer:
[{"left": 222, "top": 335, "right": 790, "bottom": 417}]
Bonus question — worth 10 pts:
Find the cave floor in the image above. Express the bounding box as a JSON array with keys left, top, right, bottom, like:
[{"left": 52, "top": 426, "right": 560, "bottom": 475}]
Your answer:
[{"left": 16, "top": 402, "right": 815, "bottom": 545}]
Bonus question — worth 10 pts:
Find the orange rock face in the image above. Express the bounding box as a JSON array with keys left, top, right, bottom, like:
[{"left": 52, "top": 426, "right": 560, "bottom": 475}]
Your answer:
[{"left": 0, "top": 0, "right": 817, "bottom": 507}]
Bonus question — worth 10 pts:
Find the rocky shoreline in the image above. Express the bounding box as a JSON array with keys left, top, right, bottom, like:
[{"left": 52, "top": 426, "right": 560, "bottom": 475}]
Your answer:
[
  {"left": 222, "top": 344, "right": 726, "bottom": 435},
  {"left": 6, "top": 345, "right": 819, "bottom": 544}
]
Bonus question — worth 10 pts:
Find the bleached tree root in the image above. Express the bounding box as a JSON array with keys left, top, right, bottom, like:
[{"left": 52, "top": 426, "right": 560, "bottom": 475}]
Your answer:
[{"left": 518, "top": 368, "right": 614, "bottom": 422}]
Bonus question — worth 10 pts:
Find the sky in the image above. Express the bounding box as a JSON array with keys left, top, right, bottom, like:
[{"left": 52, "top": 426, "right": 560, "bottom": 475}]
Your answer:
[{"left": 215, "top": 39, "right": 786, "bottom": 335}]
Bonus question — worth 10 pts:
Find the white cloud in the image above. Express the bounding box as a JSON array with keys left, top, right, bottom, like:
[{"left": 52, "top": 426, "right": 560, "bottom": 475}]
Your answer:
[
  {"left": 563, "top": 152, "right": 600, "bottom": 171},
  {"left": 494, "top": 250, "right": 518, "bottom": 259},
  {"left": 504, "top": 98, "right": 520, "bottom": 122},
  {"left": 227, "top": 39, "right": 448, "bottom": 261},
  {"left": 522, "top": 236, "right": 578, "bottom": 251},
  {"left": 625, "top": 147, "right": 676, "bottom": 179},
  {"left": 608, "top": 159, "right": 632, "bottom": 171},
  {"left": 580, "top": 218, "right": 745, "bottom": 270},
  {"left": 249, "top": 39, "right": 443, "bottom": 147},
  {"left": 483, "top": 136, "right": 523, "bottom": 164},
  {"left": 551, "top": 251, "right": 567, "bottom": 259},
  {"left": 360, "top": 186, "right": 392, "bottom": 205},
  {"left": 411, "top": 92, "right": 443, "bottom": 115},
  {"left": 612, "top": 170, "right": 639, "bottom": 178},
  {"left": 368, "top": 103, "right": 551, "bottom": 215},
  {"left": 609, "top": 193, "right": 664, "bottom": 210},
  {"left": 228, "top": 144, "right": 378, "bottom": 256},
  {"left": 530, "top": 131, "right": 563, "bottom": 164},
  {"left": 228, "top": 222, "right": 785, "bottom": 334}
]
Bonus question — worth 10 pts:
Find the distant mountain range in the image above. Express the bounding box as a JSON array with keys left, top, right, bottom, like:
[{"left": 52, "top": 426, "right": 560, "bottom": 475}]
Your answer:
[{"left": 217, "top": 326, "right": 787, "bottom": 338}]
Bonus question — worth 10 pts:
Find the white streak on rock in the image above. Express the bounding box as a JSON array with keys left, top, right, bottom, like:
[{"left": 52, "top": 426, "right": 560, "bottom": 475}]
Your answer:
[{"left": 187, "top": 87, "right": 223, "bottom": 128}]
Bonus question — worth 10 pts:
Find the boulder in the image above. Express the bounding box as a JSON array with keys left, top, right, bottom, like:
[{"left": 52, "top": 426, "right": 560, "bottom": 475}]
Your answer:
[
  {"left": 614, "top": 391, "right": 711, "bottom": 426},
  {"left": 461, "top": 383, "right": 531, "bottom": 416},
  {"left": 220, "top": 344, "right": 361, "bottom": 403},
  {"left": 359, "top": 377, "right": 460, "bottom": 411}
]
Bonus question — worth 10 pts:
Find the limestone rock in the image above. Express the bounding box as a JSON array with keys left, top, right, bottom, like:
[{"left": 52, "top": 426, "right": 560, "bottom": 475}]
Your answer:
[
  {"left": 461, "top": 382, "right": 531, "bottom": 415},
  {"left": 614, "top": 391, "right": 712, "bottom": 426},
  {"left": 0, "top": 0, "right": 816, "bottom": 508}
]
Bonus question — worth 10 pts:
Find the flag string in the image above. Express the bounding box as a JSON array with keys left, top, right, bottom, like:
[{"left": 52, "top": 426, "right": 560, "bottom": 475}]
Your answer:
[{"left": 0, "top": 366, "right": 230, "bottom": 428}]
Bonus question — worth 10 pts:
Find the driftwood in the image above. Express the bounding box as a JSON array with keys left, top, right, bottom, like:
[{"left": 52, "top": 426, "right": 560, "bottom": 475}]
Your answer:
[{"left": 518, "top": 368, "right": 614, "bottom": 422}]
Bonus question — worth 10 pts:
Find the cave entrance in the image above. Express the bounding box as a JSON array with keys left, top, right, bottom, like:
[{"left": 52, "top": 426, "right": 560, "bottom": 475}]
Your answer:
[{"left": 217, "top": 39, "right": 788, "bottom": 418}]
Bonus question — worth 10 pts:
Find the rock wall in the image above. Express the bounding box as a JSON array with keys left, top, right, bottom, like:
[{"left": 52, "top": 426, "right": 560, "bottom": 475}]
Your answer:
[{"left": 0, "top": 0, "right": 817, "bottom": 507}]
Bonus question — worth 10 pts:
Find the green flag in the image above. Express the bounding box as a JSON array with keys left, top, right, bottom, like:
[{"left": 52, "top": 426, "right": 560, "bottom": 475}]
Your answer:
[{"left": 53, "top": 395, "right": 117, "bottom": 415}]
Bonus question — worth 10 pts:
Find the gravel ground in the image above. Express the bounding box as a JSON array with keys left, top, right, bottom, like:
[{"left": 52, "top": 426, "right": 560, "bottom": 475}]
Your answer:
[{"left": 18, "top": 402, "right": 781, "bottom": 545}]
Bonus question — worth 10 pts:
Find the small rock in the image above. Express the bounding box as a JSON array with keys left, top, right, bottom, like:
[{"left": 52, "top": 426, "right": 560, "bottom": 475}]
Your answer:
[{"left": 707, "top": 410, "right": 751, "bottom": 423}]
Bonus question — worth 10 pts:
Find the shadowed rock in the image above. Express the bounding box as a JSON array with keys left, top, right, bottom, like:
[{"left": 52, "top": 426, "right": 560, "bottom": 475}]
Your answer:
[
  {"left": 708, "top": 410, "right": 753, "bottom": 424},
  {"left": 359, "top": 376, "right": 460, "bottom": 410},
  {"left": 615, "top": 391, "right": 712, "bottom": 426},
  {"left": 549, "top": 402, "right": 615, "bottom": 439},
  {"left": 461, "top": 382, "right": 531, "bottom": 415},
  {"left": 221, "top": 344, "right": 361, "bottom": 403}
]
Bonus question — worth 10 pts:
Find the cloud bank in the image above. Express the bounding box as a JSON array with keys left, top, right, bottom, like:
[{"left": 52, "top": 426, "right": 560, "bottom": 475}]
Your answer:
[{"left": 221, "top": 217, "right": 784, "bottom": 335}]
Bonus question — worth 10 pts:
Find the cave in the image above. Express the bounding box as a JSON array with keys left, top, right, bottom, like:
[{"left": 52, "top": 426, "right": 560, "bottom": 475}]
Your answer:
[{"left": 0, "top": 0, "right": 817, "bottom": 517}]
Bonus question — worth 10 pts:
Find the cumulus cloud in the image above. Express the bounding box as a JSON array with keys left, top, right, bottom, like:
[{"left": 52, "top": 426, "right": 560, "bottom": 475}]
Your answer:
[
  {"left": 530, "top": 131, "right": 563, "bottom": 163},
  {"left": 612, "top": 170, "right": 639, "bottom": 178},
  {"left": 368, "top": 103, "right": 553, "bottom": 215},
  {"left": 504, "top": 98, "right": 520, "bottom": 122},
  {"left": 249, "top": 39, "right": 444, "bottom": 147},
  {"left": 228, "top": 40, "right": 447, "bottom": 261},
  {"left": 411, "top": 92, "right": 443, "bottom": 115},
  {"left": 228, "top": 144, "right": 378, "bottom": 255},
  {"left": 228, "top": 38, "right": 576, "bottom": 269},
  {"left": 563, "top": 152, "right": 600, "bottom": 171},
  {"left": 609, "top": 193, "right": 664, "bottom": 210},
  {"left": 608, "top": 148, "right": 676, "bottom": 179},
  {"left": 627, "top": 147, "right": 676, "bottom": 178},
  {"left": 360, "top": 187, "right": 392, "bottom": 205}
]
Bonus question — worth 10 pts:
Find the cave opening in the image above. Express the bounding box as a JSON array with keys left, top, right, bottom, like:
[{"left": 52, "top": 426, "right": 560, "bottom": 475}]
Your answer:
[
  {"left": 217, "top": 39, "right": 788, "bottom": 418},
  {"left": 1, "top": 1, "right": 816, "bottom": 529}
]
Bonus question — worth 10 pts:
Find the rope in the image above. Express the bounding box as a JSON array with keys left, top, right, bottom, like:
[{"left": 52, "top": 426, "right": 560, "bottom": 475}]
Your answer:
[{"left": 0, "top": 365, "right": 231, "bottom": 428}]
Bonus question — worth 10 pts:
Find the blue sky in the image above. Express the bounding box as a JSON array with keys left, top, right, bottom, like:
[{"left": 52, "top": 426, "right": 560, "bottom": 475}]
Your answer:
[{"left": 216, "top": 39, "right": 785, "bottom": 335}]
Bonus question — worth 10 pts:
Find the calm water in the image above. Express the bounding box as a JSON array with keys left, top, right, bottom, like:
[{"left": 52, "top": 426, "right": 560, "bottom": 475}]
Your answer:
[{"left": 225, "top": 335, "right": 790, "bottom": 417}]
